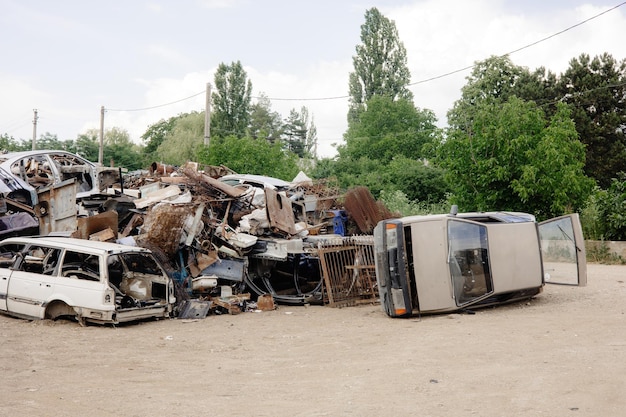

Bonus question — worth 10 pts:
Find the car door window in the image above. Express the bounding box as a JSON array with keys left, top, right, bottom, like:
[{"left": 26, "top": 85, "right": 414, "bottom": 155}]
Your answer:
[
  {"left": 11, "top": 155, "right": 55, "bottom": 190},
  {"left": 49, "top": 153, "right": 94, "bottom": 193},
  {"left": 16, "top": 245, "right": 61, "bottom": 275},
  {"left": 539, "top": 214, "right": 587, "bottom": 286},
  {"left": 0, "top": 243, "right": 25, "bottom": 268},
  {"left": 60, "top": 250, "right": 102, "bottom": 281}
]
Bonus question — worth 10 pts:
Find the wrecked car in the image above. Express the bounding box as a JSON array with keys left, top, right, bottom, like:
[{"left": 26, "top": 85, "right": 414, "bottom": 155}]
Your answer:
[
  {"left": 0, "top": 150, "right": 120, "bottom": 206},
  {"left": 219, "top": 173, "right": 292, "bottom": 190},
  {"left": 0, "top": 236, "right": 176, "bottom": 325},
  {"left": 373, "top": 210, "right": 586, "bottom": 317}
]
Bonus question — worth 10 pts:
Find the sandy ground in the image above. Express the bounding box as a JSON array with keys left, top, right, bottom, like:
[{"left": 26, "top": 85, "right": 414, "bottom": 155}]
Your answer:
[{"left": 1, "top": 263, "right": 625, "bottom": 417}]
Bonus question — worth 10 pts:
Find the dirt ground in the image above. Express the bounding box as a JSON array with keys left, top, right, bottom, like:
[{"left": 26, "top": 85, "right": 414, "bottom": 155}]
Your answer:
[{"left": 1, "top": 263, "right": 625, "bottom": 417}]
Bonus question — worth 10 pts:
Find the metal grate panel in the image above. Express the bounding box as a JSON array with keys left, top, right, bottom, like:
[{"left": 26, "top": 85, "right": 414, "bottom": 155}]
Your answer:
[{"left": 317, "top": 236, "right": 378, "bottom": 307}]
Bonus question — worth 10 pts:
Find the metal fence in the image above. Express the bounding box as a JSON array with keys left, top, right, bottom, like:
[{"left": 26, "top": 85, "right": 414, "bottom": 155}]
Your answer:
[{"left": 317, "top": 236, "right": 378, "bottom": 307}]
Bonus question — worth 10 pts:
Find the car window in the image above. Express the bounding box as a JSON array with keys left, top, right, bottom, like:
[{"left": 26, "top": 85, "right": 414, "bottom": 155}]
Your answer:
[
  {"left": 11, "top": 155, "right": 54, "bottom": 190},
  {"left": 17, "top": 245, "right": 62, "bottom": 275},
  {"left": 60, "top": 250, "right": 102, "bottom": 281},
  {"left": 119, "top": 252, "right": 162, "bottom": 275},
  {"left": 107, "top": 255, "right": 124, "bottom": 288},
  {"left": 49, "top": 153, "right": 94, "bottom": 193},
  {"left": 0, "top": 243, "right": 26, "bottom": 268},
  {"left": 448, "top": 220, "right": 493, "bottom": 306}
]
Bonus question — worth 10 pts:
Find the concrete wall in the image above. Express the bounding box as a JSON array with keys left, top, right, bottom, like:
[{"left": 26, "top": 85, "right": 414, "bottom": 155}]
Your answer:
[{"left": 585, "top": 240, "right": 626, "bottom": 259}]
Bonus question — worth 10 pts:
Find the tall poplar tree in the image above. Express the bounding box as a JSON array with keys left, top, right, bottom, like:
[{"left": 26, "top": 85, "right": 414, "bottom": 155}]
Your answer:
[
  {"left": 211, "top": 61, "right": 252, "bottom": 138},
  {"left": 348, "top": 7, "right": 413, "bottom": 125}
]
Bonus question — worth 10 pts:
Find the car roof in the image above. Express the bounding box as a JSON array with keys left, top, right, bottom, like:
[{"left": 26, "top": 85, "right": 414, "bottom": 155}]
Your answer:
[
  {"left": 0, "top": 150, "right": 94, "bottom": 166},
  {"left": 219, "top": 174, "right": 291, "bottom": 189},
  {"left": 0, "top": 236, "right": 150, "bottom": 255},
  {"left": 393, "top": 211, "right": 536, "bottom": 224}
]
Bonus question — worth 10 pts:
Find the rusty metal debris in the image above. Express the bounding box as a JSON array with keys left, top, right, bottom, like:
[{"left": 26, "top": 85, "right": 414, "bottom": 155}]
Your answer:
[
  {"left": 0, "top": 154, "right": 395, "bottom": 317},
  {"left": 344, "top": 186, "right": 393, "bottom": 234}
]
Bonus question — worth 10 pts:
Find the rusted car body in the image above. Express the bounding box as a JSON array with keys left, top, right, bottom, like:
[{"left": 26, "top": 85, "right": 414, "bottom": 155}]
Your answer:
[
  {"left": 0, "top": 150, "right": 120, "bottom": 206},
  {"left": 373, "top": 210, "right": 586, "bottom": 317}
]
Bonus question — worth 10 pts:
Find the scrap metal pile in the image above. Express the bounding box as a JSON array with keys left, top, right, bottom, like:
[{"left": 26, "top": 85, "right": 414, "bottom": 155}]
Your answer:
[{"left": 0, "top": 154, "right": 394, "bottom": 317}]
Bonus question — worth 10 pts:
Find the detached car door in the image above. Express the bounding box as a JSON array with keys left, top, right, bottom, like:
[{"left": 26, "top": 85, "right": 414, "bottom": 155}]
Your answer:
[{"left": 539, "top": 213, "right": 587, "bottom": 286}]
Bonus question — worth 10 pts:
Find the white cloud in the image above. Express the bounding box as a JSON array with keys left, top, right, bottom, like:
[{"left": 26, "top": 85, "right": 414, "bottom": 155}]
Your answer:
[
  {"left": 390, "top": 1, "right": 626, "bottom": 127},
  {"left": 2, "top": 1, "right": 625, "bottom": 161},
  {"left": 145, "top": 44, "right": 193, "bottom": 67},
  {"left": 196, "top": 0, "right": 240, "bottom": 9}
]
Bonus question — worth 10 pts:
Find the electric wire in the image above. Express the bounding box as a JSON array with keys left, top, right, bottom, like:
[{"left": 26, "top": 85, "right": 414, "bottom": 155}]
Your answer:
[
  {"left": 106, "top": 1, "right": 625, "bottom": 112},
  {"left": 408, "top": 1, "right": 626, "bottom": 87},
  {"left": 106, "top": 90, "right": 205, "bottom": 112}
]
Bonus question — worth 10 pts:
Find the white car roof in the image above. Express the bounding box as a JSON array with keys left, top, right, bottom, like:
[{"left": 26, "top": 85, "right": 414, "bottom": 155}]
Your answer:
[
  {"left": 0, "top": 150, "right": 95, "bottom": 165},
  {"left": 0, "top": 236, "right": 150, "bottom": 255},
  {"left": 219, "top": 174, "right": 291, "bottom": 189}
]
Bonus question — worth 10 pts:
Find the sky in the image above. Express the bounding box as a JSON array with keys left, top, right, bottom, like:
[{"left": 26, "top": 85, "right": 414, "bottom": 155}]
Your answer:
[{"left": 1, "top": 0, "right": 625, "bottom": 159}]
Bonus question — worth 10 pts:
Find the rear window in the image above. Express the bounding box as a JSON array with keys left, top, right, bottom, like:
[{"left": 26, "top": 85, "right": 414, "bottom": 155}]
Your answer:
[{"left": 120, "top": 252, "right": 162, "bottom": 275}]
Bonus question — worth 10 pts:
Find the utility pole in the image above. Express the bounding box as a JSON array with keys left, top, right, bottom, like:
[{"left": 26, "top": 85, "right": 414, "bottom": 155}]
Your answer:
[
  {"left": 32, "top": 109, "right": 38, "bottom": 150},
  {"left": 99, "top": 106, "right": 105, "bottom": 165},
  {"left": 204, "top": 82, "right": 211, "bottom": 146}
]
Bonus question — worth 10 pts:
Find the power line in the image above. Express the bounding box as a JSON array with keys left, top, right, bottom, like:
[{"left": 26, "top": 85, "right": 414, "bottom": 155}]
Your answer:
[
  {"left": 104, "top": 2, "right": 625, "bottom": 111},
  {"left": 0, "top": 111, "right": 35, "bottom": 134},
  {"left": 266, "top": 95, "right": 349, "bottom": 102},
  {"left": 271, "top": 2, "right": 626, "bottom": 97},
  {"left": 410, "top": 1, "right": 626, "bottom": 87},
  {"left": 106, "top": 90, "right": 205, "bottom": 112}
]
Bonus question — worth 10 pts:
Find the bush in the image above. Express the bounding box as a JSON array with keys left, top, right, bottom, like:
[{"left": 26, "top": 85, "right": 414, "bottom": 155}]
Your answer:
[
  {"left": 583, "top": 174, "right": 626, "bottom": 241},
  {"left": 586, "top": 241, "right": 626, "bottom": 265},
  {"left": 379, "top": 189, "right": 450, "bottom": 217}
]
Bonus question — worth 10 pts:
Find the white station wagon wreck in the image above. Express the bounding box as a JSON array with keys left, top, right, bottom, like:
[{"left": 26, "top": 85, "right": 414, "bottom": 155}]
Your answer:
[
  {"left": 0, "top": 237, "right": 176, "bottom": 325},
  {"left": 373, "top": 210, "right": 587, "bottom": 317}
]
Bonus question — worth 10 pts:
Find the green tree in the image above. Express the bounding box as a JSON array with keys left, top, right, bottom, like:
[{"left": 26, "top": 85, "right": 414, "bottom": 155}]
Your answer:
[
  {"left": 447, "top": 55, "right": 564, "bottom": 133},
  {"left": 439, "top": 97, "right": 594, "bottom": 219},
  {"left": 330, "top": 156, "right": 384, "bottom": 195},
  {"left": 34, "top": 132, "right": 66, "bottom": 150},
  {"left": 449, "top": 55, "right": 528, "bottom": 131},
  {"left": 102, "top": 127, "right": 143, "bottom": 170},
  {"left": 282, "top": 106, "right": 317, "bottom": 158},
  {"left": 381, "top": 156, "right": 448, "bottom": 203},
  {"left": 516, "top": 66, "right": 560, "bottom": 110},
  {"left": 141, "top": 115, "right": 179, "bottom": 163},
  {"left": 156, "top": 112, "right": 204, "bottom": 165},
  {"left": 348, "top": 7, "right": 412, "bottom": 124},
  {"left": 593, "top": 173, "right": 626, "bottom": 240},
  {"left": 197, "top": 135, "right": 299, "bottom": 180},
  {"left": 0, "top": 133, "right": 16, "bottom": 151},
  {"left": 74, "top": 130, "right": 100, "bottom": 162},
  {"left": 248, "top": 93, "right": 283, "bottom": 143},
  {"left": 212, "top": 61, "right": 252, "bottom": 138},
  {"left": 342, "top": 95, "right": 438, "bottom": 162},
  {"left": 557, "top": 53, "right": 626, "bottom": 188}
]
